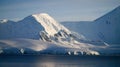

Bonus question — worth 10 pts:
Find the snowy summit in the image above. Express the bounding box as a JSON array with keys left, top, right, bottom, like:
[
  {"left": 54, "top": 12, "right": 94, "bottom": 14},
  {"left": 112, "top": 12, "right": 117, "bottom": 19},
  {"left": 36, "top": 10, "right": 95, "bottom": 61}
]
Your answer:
[
  {"left": 32, "top": 13, "right": 71, "bottom": 36},
  {"left": 0, "top": 13, "right": 100, "bottom": 55},
  {"left": 0, "top": 8, "right": 119, "bottom": 55}
]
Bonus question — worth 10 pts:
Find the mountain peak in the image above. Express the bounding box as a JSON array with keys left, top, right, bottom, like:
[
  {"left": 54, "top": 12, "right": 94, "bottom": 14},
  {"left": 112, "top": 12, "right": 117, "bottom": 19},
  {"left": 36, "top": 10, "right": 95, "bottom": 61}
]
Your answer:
[
  {"left": 32, "top": 13, "right": 49, "bottom": 16},
  {"left": 0, "top": 13, "right": 100, "bottom": 55},
  {"left": 31, "top": 13, "right": 71, "bottom": 36}
]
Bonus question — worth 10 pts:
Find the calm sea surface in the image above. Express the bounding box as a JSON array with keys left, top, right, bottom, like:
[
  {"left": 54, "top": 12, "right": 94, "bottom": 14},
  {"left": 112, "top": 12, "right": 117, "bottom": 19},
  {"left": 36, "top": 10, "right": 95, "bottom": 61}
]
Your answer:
[{"left": 0, "top": 55, "right": 120, "bottom": 67}]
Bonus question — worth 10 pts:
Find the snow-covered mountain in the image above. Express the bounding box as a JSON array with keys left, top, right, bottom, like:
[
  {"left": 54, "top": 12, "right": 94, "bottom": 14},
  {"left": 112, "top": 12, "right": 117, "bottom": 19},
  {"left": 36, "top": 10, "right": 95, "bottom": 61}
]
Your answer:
[
  {"left": 0, "top": 13, "right": 99, "bottom": 55},
  {"left": 0, "top": 6, "right": 120, "bottom": 55},
  {"left": 62, "top": 6, "right": 120, "bottom": 44},
  {"left": 95, "top": 6, "right": 120, "bottom": 44},
  {"left": 0, "top": 13, "right": 71, "bottom": 40}
]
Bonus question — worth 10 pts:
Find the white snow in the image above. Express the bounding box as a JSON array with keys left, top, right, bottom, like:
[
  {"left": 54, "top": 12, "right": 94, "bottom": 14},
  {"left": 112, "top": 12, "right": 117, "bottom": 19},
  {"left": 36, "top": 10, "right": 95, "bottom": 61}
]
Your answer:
[
  {"left": 0, "top": 13, "right": 100, "bottom": 55},
  {"left": 0, "top": 19, "right": 8, "bottom": 23},
  {"left": 0, "top": 6, "right": 120, "bottom": 55},
  {"left": 32, "top": 13, "right": 71, "bottom": 36},
  {"left": 62, "top": 6, "right": 120, "bottom": 44},
  {"left": 0, "top": 39, "right": 100, "bottom": 55}
]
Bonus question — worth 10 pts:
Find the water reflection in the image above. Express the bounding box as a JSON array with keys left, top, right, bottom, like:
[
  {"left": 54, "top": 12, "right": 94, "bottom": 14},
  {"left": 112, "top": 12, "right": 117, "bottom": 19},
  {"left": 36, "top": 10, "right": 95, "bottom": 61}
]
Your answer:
[{"left": 0, "top": 55, "right": 120, "bottom": 67}]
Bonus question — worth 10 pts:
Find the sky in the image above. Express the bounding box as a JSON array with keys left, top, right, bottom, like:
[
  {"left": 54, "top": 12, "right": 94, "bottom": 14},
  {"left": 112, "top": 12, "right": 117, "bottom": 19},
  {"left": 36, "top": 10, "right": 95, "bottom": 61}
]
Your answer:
[{"left": 0, "top": 0, "right": 120, "bottom": 22}]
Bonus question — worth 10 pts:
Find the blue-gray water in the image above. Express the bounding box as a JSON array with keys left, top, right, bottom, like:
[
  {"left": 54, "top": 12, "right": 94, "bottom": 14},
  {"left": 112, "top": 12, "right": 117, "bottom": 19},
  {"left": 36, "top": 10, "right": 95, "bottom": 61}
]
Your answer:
[{"left": 0, "top": 55, "right": 120, "bottom": 67}]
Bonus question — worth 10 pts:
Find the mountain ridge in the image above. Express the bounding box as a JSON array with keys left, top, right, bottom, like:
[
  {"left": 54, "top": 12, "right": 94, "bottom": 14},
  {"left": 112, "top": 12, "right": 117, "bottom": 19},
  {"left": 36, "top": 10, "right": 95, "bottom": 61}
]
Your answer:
[
  {"left": 62, "top": 6, "right": 120, "bottom": 44},
  {"left": 0, "top": 13, "right": 100, "bottom": 55}
]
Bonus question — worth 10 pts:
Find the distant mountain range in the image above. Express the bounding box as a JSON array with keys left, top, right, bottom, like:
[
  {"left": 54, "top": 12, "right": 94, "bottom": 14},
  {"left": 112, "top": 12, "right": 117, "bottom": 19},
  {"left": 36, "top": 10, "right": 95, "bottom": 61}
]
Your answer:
[{"left": 0, "top": 6, "right": 120, "bottom": 56}]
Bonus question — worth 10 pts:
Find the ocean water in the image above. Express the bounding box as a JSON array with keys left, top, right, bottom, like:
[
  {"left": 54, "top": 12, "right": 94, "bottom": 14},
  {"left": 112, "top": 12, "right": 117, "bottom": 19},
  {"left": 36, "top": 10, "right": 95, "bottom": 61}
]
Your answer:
[{"left": 0, "top": 55, "right": 120, "bottom": 67}]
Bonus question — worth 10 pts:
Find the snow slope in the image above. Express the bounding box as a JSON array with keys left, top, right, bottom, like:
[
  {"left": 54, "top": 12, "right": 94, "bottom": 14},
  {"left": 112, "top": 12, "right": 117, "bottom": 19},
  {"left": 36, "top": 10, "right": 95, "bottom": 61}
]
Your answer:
[
  {"left": 62, "top": 6, "right": 120, "bottom": 44},
  {"left": 1, "top": 38, "right": 119, "bottom": 55},
  {"left": 62, "top": 21, "right": 99, "bottom": 41},
  {"left": 0, "top": 39, "right": 100, "bottom": 55},
  {"left": 1, "top": 5, "right": 120, "bottom": 55},
  {"left": 0, "top": 13, "right": 100, "bottom": 55},
  {"left": 0, "top": 13, "right": 71, "bottom": 39},
  {"left": 95, "top": 6, "right": 120, "bottom": 44},
  {"left": 32, "top": 13, "right": 71, "bottom": 36}
]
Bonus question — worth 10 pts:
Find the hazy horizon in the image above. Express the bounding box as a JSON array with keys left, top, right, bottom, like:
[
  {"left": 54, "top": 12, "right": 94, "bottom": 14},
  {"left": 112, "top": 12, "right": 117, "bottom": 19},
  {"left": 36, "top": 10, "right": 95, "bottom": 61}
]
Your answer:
[{"left": 0, "top": 0, "right": 120, "bottom": 22}]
